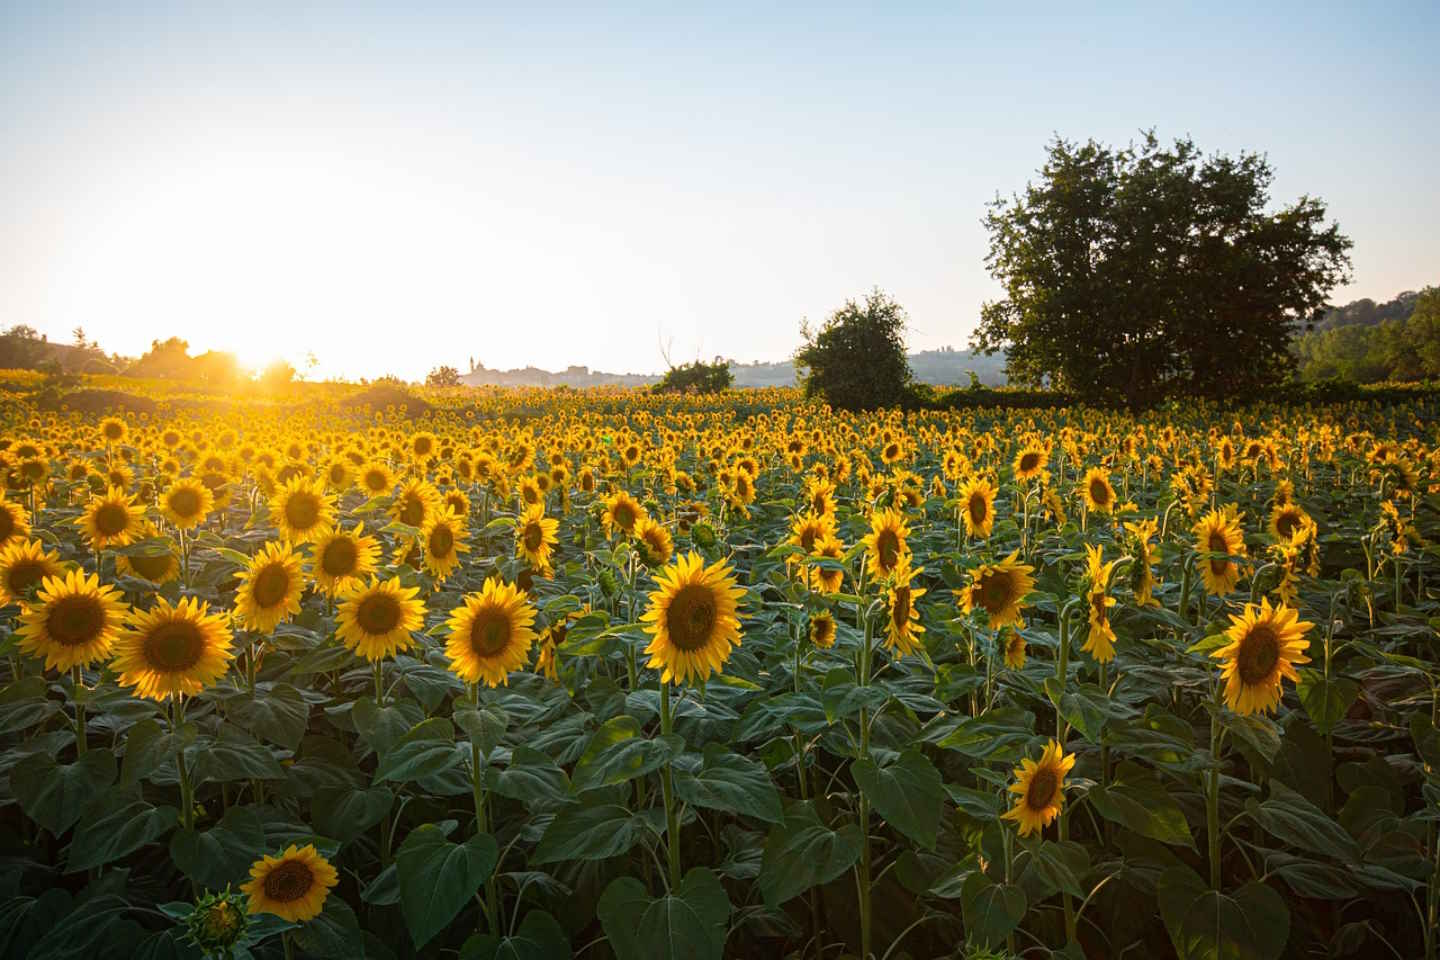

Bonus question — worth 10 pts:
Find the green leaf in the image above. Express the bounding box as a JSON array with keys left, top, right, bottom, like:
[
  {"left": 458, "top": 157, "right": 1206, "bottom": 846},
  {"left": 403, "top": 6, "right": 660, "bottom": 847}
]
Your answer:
[
  {"left": 935, "top": 706, "right": 1034, "bottom": 760},
  {"left": 1157, "top": 865, "right": 1289, "bottom": 960},
  {"left": 1295, "top": 670, "right": 1358, "bottom": 737},
  {"left": 374, "top": 717, "right": 463, "bottom": 784},
  {"left": 454, "top": 704, "right": 509, "bottom": 758},
  {"left": 597, "top": 868, "right": 729, "bottom": 960},
  {"left": 291, "top": 893, "right": 365, "bottom": 959},
  {"left": 1248, "top": 780, "right": 1360, "bottom": 863},
  {"left": 1088, "top": 763, "right": 1195, "bottom": 849},
  {"left": 312, "top": 785, "right": 394, "bottom": 843},
  {"left": 533, "top": 803, "right": 659, "bottom": 863},
  {"left": 960, "top": 872, "right": 1027, "bottom": 948},
  {"left": 226, "top": 683, "right": 311, "bottom": 750},
  {"left": 12, "top": 749, "right": 116, "bottom": 834},
  {"left": 485, "top": 747, "right": 574, "bottom": 808},
  {"left": 1215, "top": 709, "right": 1282, "bottom": 764},
  {"left": 820, "top": 668, "right": 889, "bottom": 724},
  {"left": 66, "top": 797, "right": 177, "bottom": 872},
  {"left": 0, "top": 676, "right": 61, "bottom": 734},
  {"left": 673, "top": 744, "right": 783, "bottom": 824},
  {"left": 851, "top": 750, "right": 945, "bottom": 850},
  {"left": 758, "top": 801, "right": 864, "bottom": 906},
  {"left": 460, "top": 909, "right": 571, "bottom": 960},
  {"left": 169, "top": 805, "right": 268, "bottom": 889},
  {"left": 187, "top": 730, "right": 286, "bottom": 784},
  {"left": 1021, "top": 839, "right": 1091, "bottom": 901},
  {"left": 571, "top": 716, "right": 682, "bottom": 793},
  {"left": 396, "top": 823, "right": 499, "bottom": 950}
]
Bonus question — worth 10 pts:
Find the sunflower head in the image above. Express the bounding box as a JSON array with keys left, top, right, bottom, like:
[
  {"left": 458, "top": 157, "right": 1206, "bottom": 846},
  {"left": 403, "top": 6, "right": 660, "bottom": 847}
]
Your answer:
[
  {"left": 0, "top": 538, "right": 66, "bottom": 607},
  {"left": 78, "top": 486, "right": 145, "bottom": 549},
  {"left": 515, "top": 504, "right": 559, "bottom": 573},
  {"left": 444, "top": 576, "right": 539, "bottom": 687},
  {"left": 16, "top": 569, "right": 129, "bottom": 672},
  {"left": 113, "top": 596, "right": 235, "bottom": 700},
  {"left": 420, "top": 507, "right": 469, "bottom": 581},
  {"left": 1080, "top": 467, "right": 1115, "bottom": 515},
  {"left": 336, "top": 577, "right": 425, "bottom": 662},
  {"left": 959, "top": 475, "right": 999, "bottom": 538},
  {"left": 1193, "top": 507, "right": 1247, "bottom": 596},
  {"left": 1013, "top": 442, "right": 1049, "bottom": 482},
  {"left": 270, "top": 475, "right": 336, "bottom": 544},
  {"left": 0, "top": 495, "right": 31, "bottom": 551},
  {"left": 635, "top": 516, "right": 674, "bottom": 568},
  {"left": 642, "top": 551, "right": 746, "bottom": 686},
  {"left": 808, "top": 611, "right": 837, "bottom": 649},
  {"left": 602, "top": 490, "right": 647, "bottom": 540},
  {"left": 310, "top": 524, "right": 381, "bottom": 595},
  {"left": 862, "top": 508, "right": 910, "bottom": 580},
  {"left": 1212, "top": 597, "right": 1313, "bottom": 715},
  {"left": 234, "top": 540, "right": 305, "bottom": 634},
  {"left": 162, "top": 477, "right": 214, "bottom": 530},
  {"left": 116, "top": 522, "right": 181, "bottom": 585},
  {"left": 884, "top": 563, "right": 927, "bottom": 657},
  {"left": 240, "top": 844, "right": 339, "bottom": 923},
  {"left": 1002, "top": 629, "right": 1026, "bottom": 669},
  {"left": 1002, "top": 740, "right": 1075, "bottom": 837},
  {"left": 958, "top": 551, "right": 1035, "bottom": 630}
]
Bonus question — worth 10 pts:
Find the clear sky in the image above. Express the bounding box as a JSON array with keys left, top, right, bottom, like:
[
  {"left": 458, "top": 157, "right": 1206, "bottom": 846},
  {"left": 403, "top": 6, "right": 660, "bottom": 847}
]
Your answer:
[{"left": 2, "top": 2, "right": 1436, "bottom": 381}]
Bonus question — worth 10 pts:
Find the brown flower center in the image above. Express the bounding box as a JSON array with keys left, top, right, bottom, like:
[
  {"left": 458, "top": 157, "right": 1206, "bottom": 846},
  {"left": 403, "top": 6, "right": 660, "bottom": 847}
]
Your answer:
[
  {"left": 7, "top": 561, "right": 48, "bottom": 597},
  {"left": 1088, "top": 478, "right": 1110, "bottom": 507},
  {"left": 46, "top": 595, "right": 106, "bottom": 647},
  {"left": 968, "top": 493, "right": 988, "bottom": 524},
  {"left": 523, "top": 523, "right": 544, "bottom": 552},
  {"left": 321, "top": 538, "right": 358, "bottom": 577},
  {"left": 1237, "top": 625, "right": 1280, "bottom": 685},
  {"left": 399, "top": 495, "right": 425, "bottom": 527},
  {"left": 1026, "top": 767, "right": 1059, "bottom": 811},
  {"left": 875, "top": 529, "right": 900, "bottom": 572},
  {"left": 1019, "top": 452, "right": 1040, "bottom": 473},
  {"left": 978, "top": 570, "right": 1014, "bottom": 614},
  {"left": 613, "top": 503, "right": 636, "bottom": 532},
  {"left": 1275, "top": 510, "right": 1301, "bottom": 540},
  {"left": 469, "top": 610, "right": 512, "bottom": 656},
  {"left": 94, "top": 502, "right": 131, "bottom": 536},
  {"left": 168, "top": 486, "right": 202, "bottom": 518},
  {"left": 284, "top": 493, "right": 320, "bottom": 531},
  {"left": 667, "top": 584, "right": 717, "bottom": 651},
  {"left": 143, "top": 621, "right": 205, "bottom": 672},
  {"left": 891, "top": 585, "right": 912, "bottom": 629},
  {"left": 1208, "top": 531, "right": 1230, "bottom": 575},
  {"left": 428, "top": 524, "right": 454, "bottom": 558},
  {"left": 128, "top": 552, "right": 172, "bottom": 580},
  {"left": 356, "top": 593, "right": 401, "bottom": 635},
  {"left": 0, "top": 508, "right": 14, "bottom": 542},
  {"left": 262, "top": 859, "right": 314, "bottom": 903},
  {"left": 252, "top": 564, "right": 292, "bottom": 608}
]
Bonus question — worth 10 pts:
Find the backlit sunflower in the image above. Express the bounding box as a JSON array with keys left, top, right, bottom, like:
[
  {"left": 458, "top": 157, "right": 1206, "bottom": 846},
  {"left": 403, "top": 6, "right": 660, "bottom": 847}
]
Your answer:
[
  {"left": 1123, "top": 517, "right": 1160, "bottom": 607},
  {"left": 806, "top": 478, "right": 837, "bottom": 518},
  {"left": 1002, "top": 629, "right": 1026, "bottom": 669},
  {"left": 1080, "top": 467, "right": 1115, "bottom": 515},
  {"left": 634, "top": 516, "right": 674, "bottom": 568},
  {"left": 535, "top": 634, "right": 559, "bottom": 681},
  {"left": 1013, "top": 442, "right": 1048, "bottom": 482},
  {"left": 309, "top": 524, "right": 381, "bottom": 595},
  {"left": 270, "top": 475, "right": 335, "bottom": 544},
  {"left": 808, "top": 534, "right": 846, "bottom": 594},
  {"left": 1194, "top": 506, "right": 1246, "bottom": 596},
  {"left": 1001, "top": 740, "right": 1075, "bottom": 837},
  {"left": 884, "top": 563, "right": 926, "bottom": 657},
  {"left": 0, "top": 494, "right": 30, "bottom": 551},
  {"left": 958, "top": 551, "right": 1035, "bottom": 630},
  {"left": 336, "top": 577, "right": 424, "bottom": 662},
  {"left": 161, "top": 477, "right": 214, "bottom": 531},
  {"left": 809, "top": 610, "right": 836, "bottom": 649},
  {"left": 1211, "top": 598, "right": 1313, "bottom": 716},
  {"left": 1268, "top": 502, "right": 1310, "bottom": 542},
  {"left": 240, "top": 844, "right": 338, "bottom": 923},
  {"left": 359, "top": 462, "right": 395, "bottom": 497},
  {"left": 233, "top": 541, "right": 305, "bottom": 634},
  {"left": 420, "top": 507, "right": 469, "bottom": 581},
  {"left": 0, "top": 538, "right": 66, "bottom": 607},
  {"left": 788, "top": 511, "right": 835, "bottom": 559},
  {"left": 116, "top": 522, "right": 180, "bottom": 584},
  {"left": 642, "top": 551, "right": 745, "bottom": 685},
  {"left": 1082, "top": 544, "right": 1117, "bottom": 662},
  {"left": 515, "top": 504, "right": 559, "bottom": 573},
  {"left": 602, "top": 490, "right": 647, "bottom": 539},
  {"left": 392, "top": 478, "right": 441, "bottom": 531},
  {"left": 862, "top": 508, "right": 911, "bottom": 580},
  {"left": 444, "top": 576, "right": 539, "bottom": 687},
  {"left": 113, "top": 596, "right": 235, "bottom": 700},
  {"left": 78, "top": 485, "right": 145, "bottom": 549},
  {"left": 16, "top": 570, "right": 128, "bottom": 672},
  {"left": 98, "top": 416, "right": 129, "bottom": 445},
  {"left": 958, "top": 475, "right": 998, "bottom": 539}
]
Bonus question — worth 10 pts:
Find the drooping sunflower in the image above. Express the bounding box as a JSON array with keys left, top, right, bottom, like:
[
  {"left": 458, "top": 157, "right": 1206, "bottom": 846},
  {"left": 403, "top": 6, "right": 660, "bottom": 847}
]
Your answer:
[
  {"left": 1001, "top": 740, "right": 1076, "bottom": 837},
  {"left": 270, "top": 475, "right": 336, "bottom": 544},
  {"left": 1123, "top": 517, "right": 1160, "bottom": 607},
  {"left": 884, "top": 563, "right": 926, "bottom": 657},
  {"left": 240, "top": 844, "right": 339, "bottom": 923},
  {"left": 788, "top": 511, "right": 835, "bottom": 558},
  {"left": 641, "top": 551, "right": 745, "bottom": 685},
  {"left": 1268, "top": 502, "right": 1310, "bottom": 542},
  {"left": 1211, "top": 598, "right": 1313, "bottom": 716},
  {"left": 1194, "top": 506, "right": 1246, "bottom": 596},
  {"left": 78, "top": 486, "right": 145, "bottom": 549},
  {"left": 958, "top": 475, "right": 998, "bottom": 539},
  {"left": 0, "top": 538, "right": 66, "bottom": 607},
  {"left": 808, "top": 610, "right": 837, "bottom": 649},
  {"left": 309, "top": 523, "right": 381, "bottom": 595},
  {"left": 601, "top": 490, "right": 647, "bottom": 539},
  {"left": 233, "top": 541, "right": 305, "bottom": 634},
  {"left": 958, "top": 551, "right": 1036, "bottom": 630},
  {"left": 444, "top": 576, "right": 539, "bottom": 687},
  {"left": 16, "top": 570, "right": 129, "bottom": 672},
  {"left": 1080, "top": 467, "right": 1115, "bottom": 515},
  {"left": 1002, "top": 629, "right": 1026, "bottom": 669},
  {"left": 808, "top": 534, "right": 846, "bottom": 594},
  {"left": 336, "top": 577, "right": 424, "bottom": 662},
  {"left": 161, "top": 477, "right": 214, "bottom": 531},
  {"left": 634, "top": 516, "right": 674, "bottom": 568},
  {"left": 116, "top": 522, "right": 180, "bottom": 585},
  {"left": 861, "top": 508, "right": 911, "bottom": 580},
  {"left": 420, "top": 507, "right": 469, "bottom": 581},
  {"left": 0, "top": 493, "right": 31, "bottom": 552},
  {"left": 113, "top": 596, "right": 235, "bottom": 700},
  {"left": 515, "top": 503, "right": 559, "bottom": 573},
  {"left": 1013, "top": 442, "right": 1049, "bottom": 482},
  {"left": 1082, "top": 544, "right": 1118, "bottom": 663}
]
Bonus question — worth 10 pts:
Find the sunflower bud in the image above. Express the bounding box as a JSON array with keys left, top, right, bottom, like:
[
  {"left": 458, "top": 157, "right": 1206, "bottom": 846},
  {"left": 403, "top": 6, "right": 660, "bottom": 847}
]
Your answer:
[
  {"left": 597, "top": 568, "right": 618, "bottom": 598},
  {"left": 691, "top": 522, "right": 717, "bottom": 550},
  {"left": 182, "top": 887, "right": 247, "bottom": 955}
]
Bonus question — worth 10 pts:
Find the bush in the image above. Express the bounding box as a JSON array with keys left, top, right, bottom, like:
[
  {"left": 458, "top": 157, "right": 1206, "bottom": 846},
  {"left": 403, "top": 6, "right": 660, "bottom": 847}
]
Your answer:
[
  {"left": 653, "top": 360, "right": 733, "bottom": 394},
  {"left": 794, "top": 289, "right": 912, "bottom": 411}
]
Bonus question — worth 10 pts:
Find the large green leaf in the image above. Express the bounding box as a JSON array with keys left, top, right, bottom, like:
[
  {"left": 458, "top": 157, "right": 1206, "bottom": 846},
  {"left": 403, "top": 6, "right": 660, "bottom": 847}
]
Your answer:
[
  {"left": 460, "top": 910, "right": 571, "bottom": 960},
  {"left": 1247, "top": 780, "right": 1360, "bottom": 863},
  {"left": 960, "top": 872, "right": 1027, "bottom": 948},
  {"left": 571, "top": 716, "right": 683, "bottom": 793},
  {"left": 757, "top": 801, "right": 864, "bottom": 906},
  {"left": 454, "top": 703, "right": 510, "bottom": 758},
  {"left": 485, "top": 747, "right": 574, "bottom": 808},
  {"left": 1295, "top": 670, "right": 1358, "bottom": 737},
  {"left": 597, "top": 868, "right": 729, "bottom": 960},
  {"left": 533, "top": 803, "right": 661, "bottom": 863},
  {"left": 1088, "top": 763, "right": 1195, "bottom": 849},
  {"left": 850, "top": 750, "right": 945, "bottom": 850},
  {"left": 374, "top": 717, "right": 464, "bottom": 784},
  {"left": 187, "top": 730, "right": 286, "bottom": 784},
  {"left": 1157, "top": 865, "right": 1289, "bottom": 960},
  {"left": 67, "top": 798, "right": 177, "bottom": 872},
  {"left": 291, "top": 893, "right": 365, "bottom": 958},
  {"left": 396, "top": 823, "right": 499, "bottom": 950},
  {"left": 226, "top": 682, "right": 311, "bottom": 750},
  {"left": 169, "top": 805, "right": 268, "bottom": 889},
  {"left": 312, "top": 785, "right": 394, "bottom": 843},
  {"left": 673, "top": 744, "right": 783, "bottom": 824},
  {"left": 12, "top": 749, "right": 116, "bottom": 835}
]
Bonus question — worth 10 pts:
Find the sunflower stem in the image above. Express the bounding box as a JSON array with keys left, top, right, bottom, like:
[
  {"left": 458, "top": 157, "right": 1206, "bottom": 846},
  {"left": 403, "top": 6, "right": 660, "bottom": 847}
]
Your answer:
[
  {"left": 469, "top": 687, "right": 501, "bottom": 933},
  {"left": 373, "top": 658, "right": 384, "bottom": 706},
  {"left": 659, "top": 681, "right": 682, "bottom": 891},
  {"left": 173, "top": 696, "right": 194, "bottom": 831},
  {"left": 856, "top": 605, "right": 874, "bottom": 960},
  {"left": 71, "top": 666, "right": 86, "bottom": 756},
  {"left": 1206, "top": 681, "right": 1223, "bottom": 891}
]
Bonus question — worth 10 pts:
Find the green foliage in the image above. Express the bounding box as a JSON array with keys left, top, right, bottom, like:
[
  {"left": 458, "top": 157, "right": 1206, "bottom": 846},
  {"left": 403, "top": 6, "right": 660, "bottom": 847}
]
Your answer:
[
  {"left": 794, "top": 288, "right": 913, "bottom": 410},
  {"left": 427, "top": 364, "right": 463, "bottom": 387},
  {"left": 653, "top": 358, "right": 734, "bottom": 394},
  {"left": 974, "top": 132, "right": 1353, "bottom": 406},
  {"left": 1294, "top": 286, "right": 1440, "bottom": 382}
]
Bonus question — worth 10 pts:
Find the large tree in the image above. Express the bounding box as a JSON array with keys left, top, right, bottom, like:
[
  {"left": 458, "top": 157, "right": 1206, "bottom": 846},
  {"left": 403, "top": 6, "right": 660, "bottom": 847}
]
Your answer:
[
  {"left": 794, "top": 289, "right": 912, "bottom": 411},
  {"left": 972, "top": 133, "right": 1352, "bottom": 406}
]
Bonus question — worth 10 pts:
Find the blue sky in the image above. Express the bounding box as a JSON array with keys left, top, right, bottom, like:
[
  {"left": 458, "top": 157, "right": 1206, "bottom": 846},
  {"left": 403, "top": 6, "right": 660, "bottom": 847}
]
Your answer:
[{"left": 2, "top": 2, "right": 1436, "bottom": 379}]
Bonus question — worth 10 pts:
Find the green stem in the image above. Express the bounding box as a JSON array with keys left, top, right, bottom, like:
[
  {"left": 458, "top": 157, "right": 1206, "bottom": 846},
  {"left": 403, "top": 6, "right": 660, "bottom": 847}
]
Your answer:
[
  {"left": 857, "top": 605, "right": 874, "bottom": 960},
  {"left": 659, "top": 682, "right": 682, "bottom": 890},
  {"left": 1056, "top": 600, "right": 1078, "bottom": 944},
  {"left": 1207, "top": 686, "right": 1223, "bottom": 890},
  {"left": 373, "top": 658, "right": 384, "bottom": 706},
  {"left": 173, "top": 696, "right": 194, "bottom": 831},
  {"left": 72, "top": 666, "right": 86, "bottom": 756}
]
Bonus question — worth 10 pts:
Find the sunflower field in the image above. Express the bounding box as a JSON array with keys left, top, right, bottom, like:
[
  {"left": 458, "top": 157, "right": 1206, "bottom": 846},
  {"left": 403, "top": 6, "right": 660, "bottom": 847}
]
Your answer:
[{"left": 1, "top": 383, "right": 1438, "bottom": 960}]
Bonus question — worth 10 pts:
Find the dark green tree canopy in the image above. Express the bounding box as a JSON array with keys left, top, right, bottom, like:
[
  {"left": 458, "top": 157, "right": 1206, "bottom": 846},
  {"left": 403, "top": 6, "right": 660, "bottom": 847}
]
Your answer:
[
  {"left": 794, "top": 289, "right": 912, "bottom": 411},
  {"left": 653, "top": 358, "right": 734, "bottom": 394},
  {"left": 972, "top": 133, "right": 1352, "bottom": 406}
]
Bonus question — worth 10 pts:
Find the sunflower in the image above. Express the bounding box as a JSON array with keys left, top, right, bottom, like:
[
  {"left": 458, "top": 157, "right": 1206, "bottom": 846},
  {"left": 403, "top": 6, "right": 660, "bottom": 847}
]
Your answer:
[
  {"left": 336, "top": 577, "right": 424, "bottom": 662},
  {"left": 958, "top": 551, "right": 1036, "bottom": 630},
  {"left": 1268, "top": 502, "right": 1310, "bottom": 542},
  {"left": 1080, "top": 467, "right": 1115, "bottom": 515},
  {"left": 1082, "top": 544, "right": 1118, "bottom": 663},
  {"left": 444, "top": 576, "right": 539, "bottom": 687},
  {"left": 233, "top": 541, "right": 305, "bottom": 634},
  {"left": 862, "top": 508, "right": 911, "bottom": 580},
  {"left": 635, "top": 516, "right": 674, "bottom": 568},
  {"left": 113, "top": 596, "right": 235, "bottom": 700},
  {"left": 240, "top": 844, "right": 338, "bottom": 923},
  {"left": 1013, "top": 442, "right": 1049, "bottom": 482},
  {"left": 959, "top": 475, "right": 998, "bottom": 539},
  {"left": 884, "top": 564, "right": 926, "bottom": 657},
  {"left": 420, "top": 507, "right": 469, "bottom": 581},
  {"left": 78, "top": 486, "right": 145, "bottom": 549},
  {"left": 788, "top": 511, "right": 835, "bottom": 558},
  {"left": 1194, "top": 507, "right": 1246, "bottom": 596},
  {"left": 161, "top": 477, "right": 214, "bottom": 531},
  {"left": 806, "top": 479, "right": 837, "bottom": 518},
  {"left": 1002, "top": 740, "right": 1075, "bottom": 837},
  {"left": 16, "top": 570, "right": 129, "bottom": 672},
  {"left": 98, "top": 416, "right": 128, "bottom": 445},
  {"left": 0, "top": 538, "right": 66, "bottom": 607},
  {"left": 515, "top": 504, "right": 559, "bottom": 573},
  {"left": 309, "top": 524, "right": 381, "bottom": 595},
  {"left": 1002, "top": 629, "right": 1026, "bottom": 669},
  {"left": 808, "top": 534, "right": 846, "bottom": 594},
  {"left": 116, "top": 522, "right": 180, "bottom": 584},
  {"left": 1211, "top": 598, "right": 1313, "bottom": 716},
  {"left": 0, "top": 494, "right": 30, "bottom": 551},
  {"left": 641, "top": 551, "right": 745, "bottom": 685},
  {"left": 535, "top": 634, "right": 559, "bottom": 681},
  {"left": 359, "top": 462, "right": 395, "bottom": 497},
  {"left": 270, "top": 475, "right": 336, "bottom": 544},
  {"left": 601, "top": 490, "right": 647, "bottom": 539},
  {"left": 1123, "top": 517, "right": 1160, "bottom": 607},
  {"left": 809, "top": 611, "right": 837, "bottom": 649}
]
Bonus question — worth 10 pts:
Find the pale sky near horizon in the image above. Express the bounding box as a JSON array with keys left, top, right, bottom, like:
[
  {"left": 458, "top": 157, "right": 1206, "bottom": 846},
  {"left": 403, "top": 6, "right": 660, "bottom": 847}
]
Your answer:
[{"left": 2, "top": 2, "right": 1437, "bottom": 381}]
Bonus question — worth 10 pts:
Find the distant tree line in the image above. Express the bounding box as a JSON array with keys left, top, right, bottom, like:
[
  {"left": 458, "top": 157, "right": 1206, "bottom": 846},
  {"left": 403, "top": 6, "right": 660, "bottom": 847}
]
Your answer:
[{"left": 1292, "top": 287, "right": 1439, "bottom": 382}]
